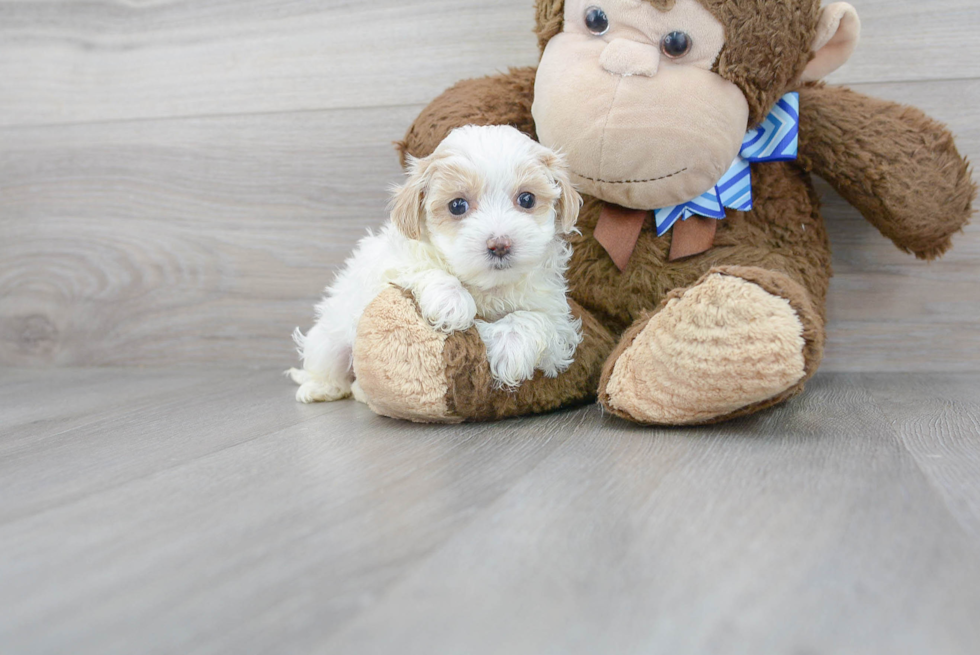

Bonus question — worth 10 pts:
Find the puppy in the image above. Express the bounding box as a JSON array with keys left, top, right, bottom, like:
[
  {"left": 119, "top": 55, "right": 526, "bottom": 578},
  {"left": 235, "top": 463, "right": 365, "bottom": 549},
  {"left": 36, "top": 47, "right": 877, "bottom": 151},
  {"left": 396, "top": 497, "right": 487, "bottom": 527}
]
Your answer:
[{"left": 289, "top": 125, "right": 583, "bottom": 404}]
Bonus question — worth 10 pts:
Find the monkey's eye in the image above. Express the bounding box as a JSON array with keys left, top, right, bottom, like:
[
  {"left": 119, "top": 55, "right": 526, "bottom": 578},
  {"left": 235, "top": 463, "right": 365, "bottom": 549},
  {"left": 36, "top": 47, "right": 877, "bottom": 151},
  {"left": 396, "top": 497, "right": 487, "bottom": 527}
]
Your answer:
[
  {"left": 584, "top": 6, "right": 609, "bottom": 36},
  {"left": 661, "top": 31, "right": 692, "bottom": 59},
  {"left": 517, "top": 192, "right": 536, "bottom": 210},
  {"left": 448, "top": 198, "right": 469, "bottom": 216}
]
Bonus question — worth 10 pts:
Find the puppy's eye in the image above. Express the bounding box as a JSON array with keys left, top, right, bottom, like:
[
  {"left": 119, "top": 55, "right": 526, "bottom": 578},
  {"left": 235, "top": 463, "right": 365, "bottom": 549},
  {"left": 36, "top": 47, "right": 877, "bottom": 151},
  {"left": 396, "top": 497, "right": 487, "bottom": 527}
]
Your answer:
[
  {"left": 517, "top": 192, "right": 536, "bottom": 210},
  {"left": 584, "top": 6, "right": 609, "bottom": 36},
  {"left": 661, "top": 31, "right": 692, "bottom": 59},
  {"left": 448, "top": 198, "right": 469, "bottom": 216}
]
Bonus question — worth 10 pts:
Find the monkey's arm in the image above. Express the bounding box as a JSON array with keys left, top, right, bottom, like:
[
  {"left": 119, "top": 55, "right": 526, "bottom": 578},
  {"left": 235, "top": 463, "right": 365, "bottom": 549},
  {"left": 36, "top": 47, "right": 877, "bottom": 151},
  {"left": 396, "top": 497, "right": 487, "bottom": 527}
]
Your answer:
[
  {"left": 798, "top": 84, "right": 975, "bottom": 260},
  {"left": 397, "top": 67, "right": 538, "bottom": 165}
]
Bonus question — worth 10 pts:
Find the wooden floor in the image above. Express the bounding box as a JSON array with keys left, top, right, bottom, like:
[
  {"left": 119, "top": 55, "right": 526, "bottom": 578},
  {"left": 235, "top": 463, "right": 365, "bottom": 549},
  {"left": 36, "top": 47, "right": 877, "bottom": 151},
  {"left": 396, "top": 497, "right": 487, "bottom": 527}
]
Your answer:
[{"left": 2, "top": 368, "right": 979, "bottom": 654}]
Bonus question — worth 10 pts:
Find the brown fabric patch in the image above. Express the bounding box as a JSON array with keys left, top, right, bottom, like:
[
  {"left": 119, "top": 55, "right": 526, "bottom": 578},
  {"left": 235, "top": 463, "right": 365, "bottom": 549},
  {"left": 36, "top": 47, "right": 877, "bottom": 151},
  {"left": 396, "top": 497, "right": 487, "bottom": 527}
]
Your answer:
[
  {"left": 698, "top": 0, "right": 820, "bottom": 126},
  {"left": 594, "top": 203, "right": 649, "bottom": 272},
  {"left": 798, "top": 83, "right": 976, "bottom": 260},
  {"left": 442, "top": 299, "right": 617, "bottom": 422},
  {"left": 566, "top": 170, "right": 834, "bottom": 338},
  {"left": 668, "top": 216, "right": 717, "bottom": 261},
  {"left": 397, "top": 67, "right": 538, "bottom": 164}
]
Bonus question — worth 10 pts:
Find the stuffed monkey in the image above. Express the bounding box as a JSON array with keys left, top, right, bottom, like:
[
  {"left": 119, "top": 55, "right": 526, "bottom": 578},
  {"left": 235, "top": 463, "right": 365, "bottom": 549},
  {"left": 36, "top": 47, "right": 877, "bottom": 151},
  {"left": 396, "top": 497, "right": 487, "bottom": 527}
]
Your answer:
[{"left": 352, "top": 0, "right": 975, "bottom": 425}]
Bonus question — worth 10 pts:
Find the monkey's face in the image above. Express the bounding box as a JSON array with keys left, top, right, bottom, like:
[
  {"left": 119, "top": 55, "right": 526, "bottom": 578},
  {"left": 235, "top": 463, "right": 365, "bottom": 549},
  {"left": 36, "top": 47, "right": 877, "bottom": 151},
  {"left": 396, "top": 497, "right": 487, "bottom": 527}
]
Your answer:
[{"left": 532, "top": 0, "right": 750, "bottom": 210}]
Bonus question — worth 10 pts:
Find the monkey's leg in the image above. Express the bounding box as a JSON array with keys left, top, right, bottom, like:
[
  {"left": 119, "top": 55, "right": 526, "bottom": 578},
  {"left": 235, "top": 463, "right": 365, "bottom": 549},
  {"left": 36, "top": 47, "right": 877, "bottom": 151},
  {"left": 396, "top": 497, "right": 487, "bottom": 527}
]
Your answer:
[
  {"left": 597, "top": 266, "right": 824, "bottom": 426},
  {"left": 351, "top": 287, "right": 616, "bottom": 423}
]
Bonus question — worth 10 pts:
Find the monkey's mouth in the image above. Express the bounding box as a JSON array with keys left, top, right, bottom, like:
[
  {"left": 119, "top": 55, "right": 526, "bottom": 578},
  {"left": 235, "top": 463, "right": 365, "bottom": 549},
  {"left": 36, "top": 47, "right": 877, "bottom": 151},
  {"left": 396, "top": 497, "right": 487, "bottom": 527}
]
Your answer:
[{"left": 571, "top": 167, "right": 688, "bottom": 185}]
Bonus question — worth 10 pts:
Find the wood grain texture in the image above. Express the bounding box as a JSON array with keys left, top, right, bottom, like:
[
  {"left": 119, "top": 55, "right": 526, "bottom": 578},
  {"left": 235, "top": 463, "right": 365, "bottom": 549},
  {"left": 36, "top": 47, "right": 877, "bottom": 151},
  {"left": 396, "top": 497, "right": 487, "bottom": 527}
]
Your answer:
[
  {"left": 1, "top": 368, "right": 979, "bottom": 654},
  {"left": 0, "top": 106, "right": 418, "bottom": 365},
  {"left": 864, "top": 372, "right": 980, "bottom": 541},
  {"left": 0, "top": 0, "right": 977, "bottom": 128},
  {"left": 0, "top": 0, "right": 540, "bottom": 127}
]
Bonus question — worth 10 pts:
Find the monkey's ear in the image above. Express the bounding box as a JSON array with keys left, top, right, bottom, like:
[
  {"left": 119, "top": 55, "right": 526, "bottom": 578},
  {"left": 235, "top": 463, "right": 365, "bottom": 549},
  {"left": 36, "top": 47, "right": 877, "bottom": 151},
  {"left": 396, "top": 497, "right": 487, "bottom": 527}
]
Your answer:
[
  {"left": 801, "top": 3, "right": 861, "bottom": 83},
  {"left": 389, "top": 155, "right": 431, "bottom": 240},
  {"left": 543, "top": 151, "right": 583, "bottom": 235}
]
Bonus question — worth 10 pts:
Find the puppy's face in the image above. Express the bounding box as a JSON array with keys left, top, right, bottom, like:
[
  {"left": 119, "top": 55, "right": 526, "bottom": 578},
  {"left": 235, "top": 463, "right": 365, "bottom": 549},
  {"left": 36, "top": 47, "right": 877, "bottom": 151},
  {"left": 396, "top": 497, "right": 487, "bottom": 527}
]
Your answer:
[{"left": 390, "top": 125, "right": 581, "bottom": 289}]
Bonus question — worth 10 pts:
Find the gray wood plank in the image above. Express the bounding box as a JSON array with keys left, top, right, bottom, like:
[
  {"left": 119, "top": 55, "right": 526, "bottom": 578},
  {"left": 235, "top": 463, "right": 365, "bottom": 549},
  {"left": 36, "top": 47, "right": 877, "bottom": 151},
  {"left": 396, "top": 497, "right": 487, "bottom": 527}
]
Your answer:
[
  {"left": 0, "top": 0, "right": 976, "bottom": 127},
  {"left": 0, "top": 0, "right": 540, "bottom": 127},
  {"left": 1, "top": 371, "right": 979, "bottom": 654},
  {"left": 0, "top": 367, "right": 234, "bottom": 439},
  {"left": 0, "top": 105, "right": 418, "bottom": 366},
  {"left": 0, "top": 368, "right": 338, "bottom": 523},
  {"left": 320, "top": 374, "right": 980, "bottom": 655},
  {"left": 864, "top": 372, "right": 980, "bottom": 541},
  {"left": 0, "top": 376, "right": 590, "bottom": 654},
  {"left": 825, "top": 0, "right": 980, "bottom": 86}
]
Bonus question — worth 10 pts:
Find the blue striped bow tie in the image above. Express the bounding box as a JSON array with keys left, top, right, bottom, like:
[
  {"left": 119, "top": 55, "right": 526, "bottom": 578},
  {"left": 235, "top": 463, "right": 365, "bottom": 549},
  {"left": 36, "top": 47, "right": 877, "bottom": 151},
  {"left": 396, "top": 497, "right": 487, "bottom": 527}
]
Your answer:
[{"left": 653, "top": 92, "right": 800, "bottom": 237}]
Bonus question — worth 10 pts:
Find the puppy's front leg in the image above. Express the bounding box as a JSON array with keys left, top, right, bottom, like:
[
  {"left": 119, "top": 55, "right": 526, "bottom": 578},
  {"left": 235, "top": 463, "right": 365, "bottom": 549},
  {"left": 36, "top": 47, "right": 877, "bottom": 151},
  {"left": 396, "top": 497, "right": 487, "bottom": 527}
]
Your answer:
[
  {"left": 403, "top": 270, "right": 477, "bottom": 333},
  {"left": 536, "top": 311, "right": 583, "bottom": 379},
  {"left": 476, "top": 311, "right": 545, "bottom": 389},
  {"left": 477, "top": 310, "right": 584, "bottom": 389}
]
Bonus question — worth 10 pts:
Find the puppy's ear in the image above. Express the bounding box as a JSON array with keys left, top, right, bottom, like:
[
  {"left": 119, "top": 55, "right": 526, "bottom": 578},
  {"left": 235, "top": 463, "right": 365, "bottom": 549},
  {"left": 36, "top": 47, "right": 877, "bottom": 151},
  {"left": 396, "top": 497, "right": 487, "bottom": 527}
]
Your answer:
[
  {"left": 389, "top": 155, "right": 432, "bottom": 240},
  {"left": 542, "top": 151, "right": 582, "bottom": 234}
]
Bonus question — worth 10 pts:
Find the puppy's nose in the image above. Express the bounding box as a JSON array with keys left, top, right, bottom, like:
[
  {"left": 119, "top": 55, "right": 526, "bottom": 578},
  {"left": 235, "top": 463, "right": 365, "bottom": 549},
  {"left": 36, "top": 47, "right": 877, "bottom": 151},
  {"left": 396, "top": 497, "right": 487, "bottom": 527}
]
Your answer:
[{"left": 487, "top": 236, "right": 512, "bottom": 258}]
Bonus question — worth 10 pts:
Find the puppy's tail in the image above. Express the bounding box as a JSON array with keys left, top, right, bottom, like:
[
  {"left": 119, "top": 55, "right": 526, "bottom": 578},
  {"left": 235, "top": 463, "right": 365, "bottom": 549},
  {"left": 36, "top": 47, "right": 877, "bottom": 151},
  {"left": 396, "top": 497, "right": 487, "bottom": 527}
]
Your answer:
[
  {"left": 291, "top": 327, "right": 307, "bottom": 360},
  {"left": 286, "top": 368, "right": 310, "bottom": 386}
]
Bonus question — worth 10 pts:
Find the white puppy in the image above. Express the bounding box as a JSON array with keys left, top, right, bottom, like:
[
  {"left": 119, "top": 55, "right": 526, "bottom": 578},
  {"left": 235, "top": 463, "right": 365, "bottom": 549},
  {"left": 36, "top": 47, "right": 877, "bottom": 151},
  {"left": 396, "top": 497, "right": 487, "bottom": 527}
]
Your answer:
[{"left": 289, "top": 125, "right": 583, "bottom": 404}]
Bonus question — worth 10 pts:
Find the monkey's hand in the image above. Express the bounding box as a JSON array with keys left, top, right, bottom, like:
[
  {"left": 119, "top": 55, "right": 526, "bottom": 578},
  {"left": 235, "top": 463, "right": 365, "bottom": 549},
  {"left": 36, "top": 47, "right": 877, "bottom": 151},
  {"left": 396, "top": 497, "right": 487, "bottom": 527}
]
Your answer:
[
  {"left": 351, "top": 287, "right": 614, "bottom": 424},
  {"left": 397, "top": 67, "right": 538, "bottom": 165},
  {"left": 799, "top": 83, "right": 975, "bottom": 260}
]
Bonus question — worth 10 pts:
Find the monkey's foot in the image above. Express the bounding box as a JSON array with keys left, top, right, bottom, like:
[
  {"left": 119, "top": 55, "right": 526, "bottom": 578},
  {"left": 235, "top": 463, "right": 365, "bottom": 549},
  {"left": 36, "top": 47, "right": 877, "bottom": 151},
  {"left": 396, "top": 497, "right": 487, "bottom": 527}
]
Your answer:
[
  {"left": 352, "top": 286, "right": 615, "bottom": 423},
  {"left": 598, "top": 267, "right": 823, "bottom": 425}
]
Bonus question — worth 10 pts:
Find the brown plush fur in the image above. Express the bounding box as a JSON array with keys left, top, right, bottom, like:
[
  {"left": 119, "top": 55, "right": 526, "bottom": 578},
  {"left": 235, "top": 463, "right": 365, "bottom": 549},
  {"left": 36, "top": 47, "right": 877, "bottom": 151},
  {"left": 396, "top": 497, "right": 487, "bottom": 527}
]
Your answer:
[
  {"left": 370, "top": 0, "right": 974, "bottom": 424},
  {"left": 397, "top": 68, "right": 538, "bottom": 168},
  {"left": 443, "top": 299, "right": 617, "bottom": 421},
  {"left": 799, "top": 83, "right": 976, "bottom": 259}
]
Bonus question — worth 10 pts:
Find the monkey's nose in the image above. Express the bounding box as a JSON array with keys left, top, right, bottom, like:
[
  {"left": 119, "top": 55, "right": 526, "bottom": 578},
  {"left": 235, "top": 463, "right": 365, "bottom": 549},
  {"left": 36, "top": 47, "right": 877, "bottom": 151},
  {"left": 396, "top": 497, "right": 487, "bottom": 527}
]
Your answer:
[
  {"left": 487, "top": 236, "right": 512, "bottom": 258},
  {"left": 599, "top": 38, "right": 660, "bottom": 77}
]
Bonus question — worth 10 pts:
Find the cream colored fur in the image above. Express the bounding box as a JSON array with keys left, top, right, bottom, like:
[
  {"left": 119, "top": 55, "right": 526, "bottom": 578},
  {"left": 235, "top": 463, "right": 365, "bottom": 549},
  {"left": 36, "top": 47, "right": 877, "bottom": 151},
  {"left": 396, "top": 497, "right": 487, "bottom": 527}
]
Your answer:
[
  {"left": 604, "top": 274, "right": 807, "bottom": 424},
  {"left": 801, "top": 3, "right": 861, "bottom": 82},
  {"left": 351, "top": 287, "right": 458, "bottom": 423},
  {"left": 289, "top": 125, "right": 583, "bottom": 402}
]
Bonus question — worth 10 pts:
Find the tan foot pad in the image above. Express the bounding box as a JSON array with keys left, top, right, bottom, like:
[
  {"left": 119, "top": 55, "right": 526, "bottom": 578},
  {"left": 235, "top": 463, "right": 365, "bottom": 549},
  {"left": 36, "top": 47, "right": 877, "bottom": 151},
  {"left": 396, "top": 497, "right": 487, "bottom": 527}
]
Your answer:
[
  {"left": 352, "top": 287, "right": 461, "bottom": 424},
  {"left": 603, "top": 273, "right": 807, "bottom": 425}
]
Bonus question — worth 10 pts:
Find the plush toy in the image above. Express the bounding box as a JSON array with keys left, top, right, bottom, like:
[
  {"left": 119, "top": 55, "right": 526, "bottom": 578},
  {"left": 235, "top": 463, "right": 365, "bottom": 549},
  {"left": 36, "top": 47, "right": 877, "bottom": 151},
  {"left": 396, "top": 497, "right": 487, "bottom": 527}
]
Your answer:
[{"left": 351, "top": 0, "right": 975, "bottom": 425}]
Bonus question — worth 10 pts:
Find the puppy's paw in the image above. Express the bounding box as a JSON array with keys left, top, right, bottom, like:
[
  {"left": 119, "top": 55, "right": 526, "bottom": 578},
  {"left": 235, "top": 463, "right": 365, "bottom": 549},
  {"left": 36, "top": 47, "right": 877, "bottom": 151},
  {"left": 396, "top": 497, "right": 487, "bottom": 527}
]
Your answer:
[
  {"left": 417, "top": 278, "right": 477, "bottom": 333},
  {"left": 476, "top": 319, "right": 540, "bottom": 389},
  {"left": 536, "top": 316, "right": 583, "bottom": 378},
  {"left": 289, "top": 369, "right": 351, "bottom": 403}
]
